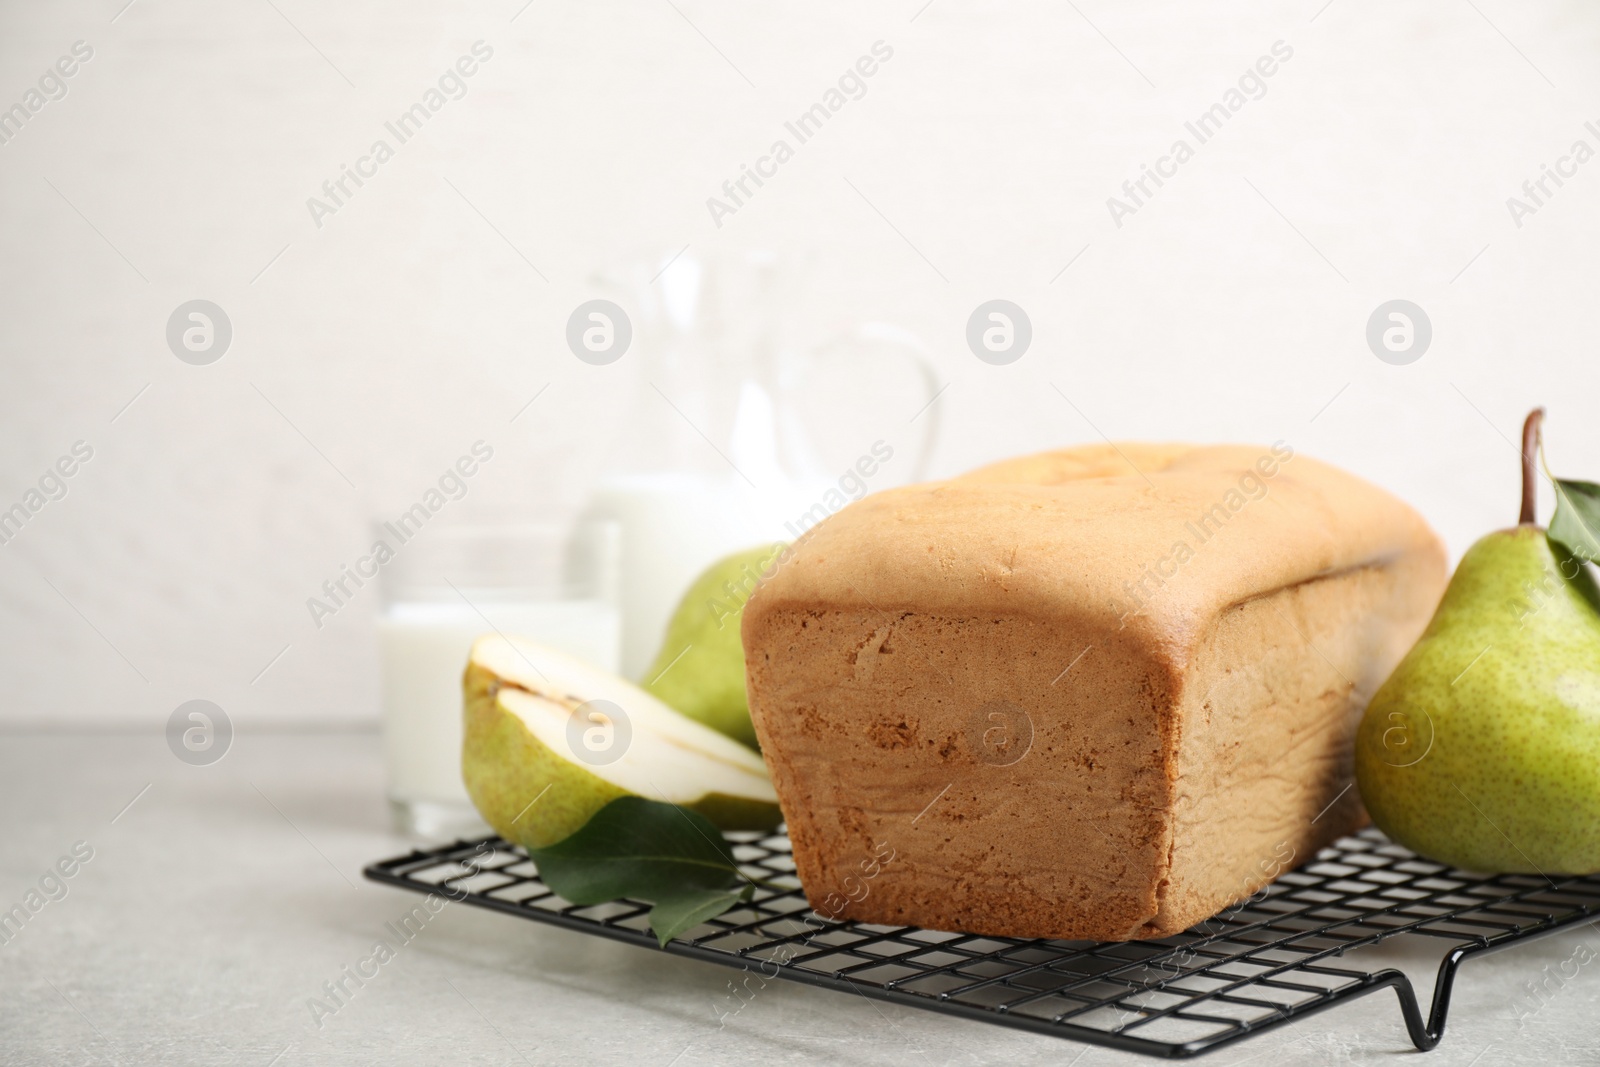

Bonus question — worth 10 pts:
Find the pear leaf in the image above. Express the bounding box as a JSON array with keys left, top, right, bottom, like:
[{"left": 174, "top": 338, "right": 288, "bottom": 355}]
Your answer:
[
  {"left": 648, "top": 885, "right": 754, "bottom": 947},
  {"left": 527, "top": 796, "right": 751, "bottom": 942},
  {"left": 1549, "top": 478, "right": 1600, "bottom": 563}
]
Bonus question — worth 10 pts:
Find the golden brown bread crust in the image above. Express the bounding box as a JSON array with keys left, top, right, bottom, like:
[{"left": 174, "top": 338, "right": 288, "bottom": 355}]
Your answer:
[{"left": 742, "top": 442, "right": 1447, "bottom": 940}]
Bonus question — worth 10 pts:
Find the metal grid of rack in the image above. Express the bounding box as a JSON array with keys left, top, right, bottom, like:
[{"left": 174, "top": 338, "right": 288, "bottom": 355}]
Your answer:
[{"left": 364, "top": 827, "right": 1600, "bottom": 1058}]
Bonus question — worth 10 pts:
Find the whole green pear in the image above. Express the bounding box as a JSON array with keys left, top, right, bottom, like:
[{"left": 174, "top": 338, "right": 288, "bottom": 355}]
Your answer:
[
  {"left": 1356, "top": 411, "right": 1600, "bottom": 874},
  {"left": 642, "top": 543, "right": 787, "bottom": 750}
]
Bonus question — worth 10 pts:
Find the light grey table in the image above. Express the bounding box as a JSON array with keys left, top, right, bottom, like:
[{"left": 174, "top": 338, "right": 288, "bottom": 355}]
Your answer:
[{"left": 1, "top": 732, "right": 1595, "bottom": 1066}]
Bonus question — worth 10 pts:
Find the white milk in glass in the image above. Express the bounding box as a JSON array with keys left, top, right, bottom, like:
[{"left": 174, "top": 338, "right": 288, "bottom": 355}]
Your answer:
[
  {"left": 378, "top": 599, "right": 619, "bottom": 817},
  {"left": 377, "top": 522, "right": 619, "bottom": 836}
]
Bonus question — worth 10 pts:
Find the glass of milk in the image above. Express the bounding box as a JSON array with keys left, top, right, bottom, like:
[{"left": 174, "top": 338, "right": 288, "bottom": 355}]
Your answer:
[{"left": 377, "top": 521, "right": 620, "bottom": 837}]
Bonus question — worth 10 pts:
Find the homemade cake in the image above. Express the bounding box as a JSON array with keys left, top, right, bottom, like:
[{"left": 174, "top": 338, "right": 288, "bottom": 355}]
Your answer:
[{"left": 742, "top": 442, "right": 1447, "bottom": 941}]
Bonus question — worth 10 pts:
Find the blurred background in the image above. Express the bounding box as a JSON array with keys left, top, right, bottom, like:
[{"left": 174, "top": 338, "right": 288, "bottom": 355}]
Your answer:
[{"left": 3, "top": 0, "right": 1599, "bottom": 735}]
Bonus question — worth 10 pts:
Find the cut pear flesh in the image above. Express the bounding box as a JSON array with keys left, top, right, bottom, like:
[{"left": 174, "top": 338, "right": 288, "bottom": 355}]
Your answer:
[{"left": 463, "top": 634, "right": 779, "bottom": 849}]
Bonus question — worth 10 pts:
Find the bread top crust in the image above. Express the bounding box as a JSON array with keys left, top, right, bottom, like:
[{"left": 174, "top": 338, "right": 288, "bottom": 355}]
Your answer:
[{"left": 745, "top": 442, "right": 1446, "bottom": 666}]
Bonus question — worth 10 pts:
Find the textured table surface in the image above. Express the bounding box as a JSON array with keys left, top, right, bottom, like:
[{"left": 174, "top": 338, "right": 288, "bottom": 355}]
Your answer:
[{"left": 1, "top": 732, "right": 1596, "bottom": 1066}]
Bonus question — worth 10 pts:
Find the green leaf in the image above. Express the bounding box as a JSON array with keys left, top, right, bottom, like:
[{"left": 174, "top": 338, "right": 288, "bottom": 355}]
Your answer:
[
  {"left": 1550, "top": 478, "right": 1600, "bottom": 563},
  {"left": 527, "top": 796, "right": 751, "bottom": 942},
  {"left": 648, "top": 885, "right": 753, "bottom": 947}
]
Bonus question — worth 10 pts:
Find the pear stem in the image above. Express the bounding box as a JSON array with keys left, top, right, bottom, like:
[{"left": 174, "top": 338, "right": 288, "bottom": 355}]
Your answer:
[{"left": 1520, "top": 407, "right": 1545, "bottom": 526}]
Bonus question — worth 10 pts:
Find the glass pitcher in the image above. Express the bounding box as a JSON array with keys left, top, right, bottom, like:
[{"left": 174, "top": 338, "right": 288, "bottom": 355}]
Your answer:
[{"left": 581, "top": 249, "right": 942, "bottom": 680}]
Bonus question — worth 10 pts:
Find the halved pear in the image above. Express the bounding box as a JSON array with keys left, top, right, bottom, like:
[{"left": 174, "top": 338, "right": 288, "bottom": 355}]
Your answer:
[{"left": 462, "top": 633, "right": 781, "bottom": 850}]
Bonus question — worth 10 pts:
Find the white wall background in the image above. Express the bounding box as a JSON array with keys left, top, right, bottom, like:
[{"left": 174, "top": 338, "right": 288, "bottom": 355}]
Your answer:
[{"left": 2, "top": 0, "right": 1597, "bottom": 727}]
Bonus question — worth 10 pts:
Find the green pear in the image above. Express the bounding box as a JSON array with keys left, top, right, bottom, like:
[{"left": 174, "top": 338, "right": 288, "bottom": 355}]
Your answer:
[
  {"left": 462, "top": 633, "right": 780, "bottom": 850},
  {"left": 1356, "top": 409, "right": 1600, "bottom": 873},
  {"left": 642, "top": 543, "right": 787, "bottom": 750}
]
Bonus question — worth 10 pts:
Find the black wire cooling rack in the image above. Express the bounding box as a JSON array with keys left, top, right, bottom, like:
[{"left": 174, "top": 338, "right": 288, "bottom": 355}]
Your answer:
[{"left": 364, "top": 827, "right": 1600, "bottom": 1059}]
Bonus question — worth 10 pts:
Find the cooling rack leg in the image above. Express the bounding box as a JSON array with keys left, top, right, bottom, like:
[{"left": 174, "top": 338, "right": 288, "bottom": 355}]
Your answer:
[
  {"left": 1371, "top": 969, "right": 1439, "bottom": 1051},
  {"left": 1415, "top": 945, "right": 1473, "bottom": 1050}
]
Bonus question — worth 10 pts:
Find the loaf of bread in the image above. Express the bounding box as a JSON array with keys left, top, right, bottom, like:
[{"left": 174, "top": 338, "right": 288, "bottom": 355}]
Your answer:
[{"left": 742, "top": 442, "right": 1447, "bottom": 940}]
